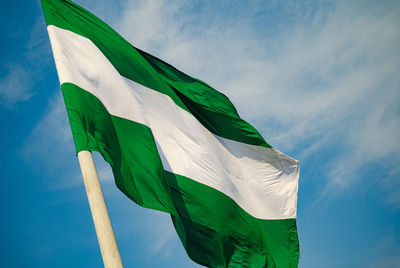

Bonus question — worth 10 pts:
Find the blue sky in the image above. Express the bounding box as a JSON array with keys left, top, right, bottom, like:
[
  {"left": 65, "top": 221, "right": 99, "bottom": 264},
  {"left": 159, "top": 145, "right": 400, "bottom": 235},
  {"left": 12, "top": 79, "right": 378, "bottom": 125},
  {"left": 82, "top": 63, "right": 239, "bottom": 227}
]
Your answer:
[{"left": 1, "top": 0, "right": 400, "bottom": 267}]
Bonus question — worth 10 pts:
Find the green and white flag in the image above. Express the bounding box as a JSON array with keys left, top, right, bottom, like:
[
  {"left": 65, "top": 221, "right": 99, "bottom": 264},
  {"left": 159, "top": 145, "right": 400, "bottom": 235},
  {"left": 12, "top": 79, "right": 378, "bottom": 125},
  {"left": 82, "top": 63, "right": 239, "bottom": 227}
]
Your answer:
[{"left": 42, "top": 0, "right": 300, "bottom": 267}]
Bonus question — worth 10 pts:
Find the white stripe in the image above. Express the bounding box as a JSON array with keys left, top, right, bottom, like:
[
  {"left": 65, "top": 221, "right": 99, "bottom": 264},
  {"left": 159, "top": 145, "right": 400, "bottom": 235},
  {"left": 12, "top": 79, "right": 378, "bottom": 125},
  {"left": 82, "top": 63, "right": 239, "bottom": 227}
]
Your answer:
[{"left": 47, "top": 25, "right": 299, "bottom": 220}]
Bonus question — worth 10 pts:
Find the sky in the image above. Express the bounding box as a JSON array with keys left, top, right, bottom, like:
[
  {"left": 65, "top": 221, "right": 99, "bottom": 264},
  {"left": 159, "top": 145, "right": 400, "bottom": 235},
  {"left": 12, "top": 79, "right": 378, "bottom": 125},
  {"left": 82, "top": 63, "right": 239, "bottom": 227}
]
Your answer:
[{"left": 1, "top": 0, "right": 400, "bottom": 267}]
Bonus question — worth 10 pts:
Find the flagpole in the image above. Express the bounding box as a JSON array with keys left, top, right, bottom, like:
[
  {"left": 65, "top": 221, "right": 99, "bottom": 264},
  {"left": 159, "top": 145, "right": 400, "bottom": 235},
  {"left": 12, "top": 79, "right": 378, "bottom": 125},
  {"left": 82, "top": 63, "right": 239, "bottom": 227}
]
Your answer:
[{"left": 77, "top": 150, "right": 123, "bottom": 268}]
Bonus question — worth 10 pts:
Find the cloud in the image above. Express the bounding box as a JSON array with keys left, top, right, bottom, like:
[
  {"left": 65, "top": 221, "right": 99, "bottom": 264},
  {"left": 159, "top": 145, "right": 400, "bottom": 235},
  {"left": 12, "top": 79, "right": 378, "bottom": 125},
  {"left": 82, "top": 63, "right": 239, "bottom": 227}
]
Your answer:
[
  {"left": 0, "top": 15, "right": 51, "bottom": 107},
  {"left": 21, "top": 92, "right": 81, "bottom": 190},
  {"left": 368, "top": 234, "right": 400, "bottom": 268},
  {"left": 21, "top": 92, "right": 115, "bottom": 191},
  {"left": 0, "top": 64, "right": 34, "bottom": 106},
  {"left": 140, "top": 210, "right": 176, "bottom": 258},
  {"left": 114, "top": 0, "right": 400, "bottom": 205}
]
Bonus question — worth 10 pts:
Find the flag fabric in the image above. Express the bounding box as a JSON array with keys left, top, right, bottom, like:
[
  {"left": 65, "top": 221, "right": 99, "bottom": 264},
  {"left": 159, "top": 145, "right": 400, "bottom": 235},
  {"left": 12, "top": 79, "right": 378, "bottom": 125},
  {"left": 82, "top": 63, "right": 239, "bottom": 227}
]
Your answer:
[{"left": 41, "top": 0, "right": 300, "bottom": 267}]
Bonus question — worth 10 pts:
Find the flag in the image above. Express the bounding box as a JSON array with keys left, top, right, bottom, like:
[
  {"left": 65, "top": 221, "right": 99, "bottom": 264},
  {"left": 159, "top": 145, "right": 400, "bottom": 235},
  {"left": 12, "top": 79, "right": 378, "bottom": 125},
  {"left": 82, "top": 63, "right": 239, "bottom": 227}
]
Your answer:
[{"left": 41, "top": 0, "right": 300, "bottom": 267}]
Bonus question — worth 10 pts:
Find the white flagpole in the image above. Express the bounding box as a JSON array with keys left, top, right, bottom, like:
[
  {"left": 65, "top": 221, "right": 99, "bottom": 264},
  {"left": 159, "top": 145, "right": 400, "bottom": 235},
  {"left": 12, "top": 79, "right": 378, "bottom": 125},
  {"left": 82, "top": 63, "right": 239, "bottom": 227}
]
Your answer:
[{"left": 77, "top": 150, "right": 123, "bottom": 268}]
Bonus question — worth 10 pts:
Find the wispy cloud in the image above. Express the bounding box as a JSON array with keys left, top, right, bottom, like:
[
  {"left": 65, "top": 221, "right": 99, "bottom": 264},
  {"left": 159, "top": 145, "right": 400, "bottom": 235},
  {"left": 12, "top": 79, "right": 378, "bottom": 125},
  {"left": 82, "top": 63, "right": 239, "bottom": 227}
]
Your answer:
[
  {"left": 21, "top": 92, "right": 81, "bottom": 190},
  {"left": 22, "top": 92, "right": 115, "bottom": 191},
  {"left": 115, "top": 0, "right": 400, "bottom": 205},
  {"left": 0, "top": 64, "right": 33, "bottom": 106},
  {"left": 140, "top": 210, "right": 176, "bottom": 258},
  {"left": 0, "top": 15, "right": 51, "bottom": 107},
  {"left": 368, "top": 234, "right": 400, "bottom": 268}
]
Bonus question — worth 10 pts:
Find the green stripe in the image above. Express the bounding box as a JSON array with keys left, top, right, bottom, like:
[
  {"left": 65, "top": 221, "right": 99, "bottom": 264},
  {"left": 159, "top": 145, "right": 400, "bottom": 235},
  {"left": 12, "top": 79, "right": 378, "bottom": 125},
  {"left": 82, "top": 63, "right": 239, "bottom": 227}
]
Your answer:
[
  {"left": 41, "top": 0, "right": 271, "bottom": 148},
  {"left": 62, "top": 83, "right": 299, "bottom": 267}
]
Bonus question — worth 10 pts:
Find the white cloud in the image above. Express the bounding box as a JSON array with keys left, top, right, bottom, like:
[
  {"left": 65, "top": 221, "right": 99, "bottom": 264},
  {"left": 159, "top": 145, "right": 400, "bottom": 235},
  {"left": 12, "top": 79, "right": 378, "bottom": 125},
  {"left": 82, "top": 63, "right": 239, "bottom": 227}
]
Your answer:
[
  {"left": 0, "top": 65, "right": 34, "bottom": 106},
  {"left": 22, "top": 92, "right": 116, "bottom": 190},
  {"left": 21, "top": 92, "right": 81, "bottom": 190},
  {"left": 368, "top": 235, "right": 400, "bottom": 268},
  {"left": 0, "top": 16, "right": 51, "bottom": 107},
  {"left": 115, "top": 0, "right": 400, "bottom": 205},
  {"left": 141, "top": 210, "right": 176, "bottom": 258}
]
